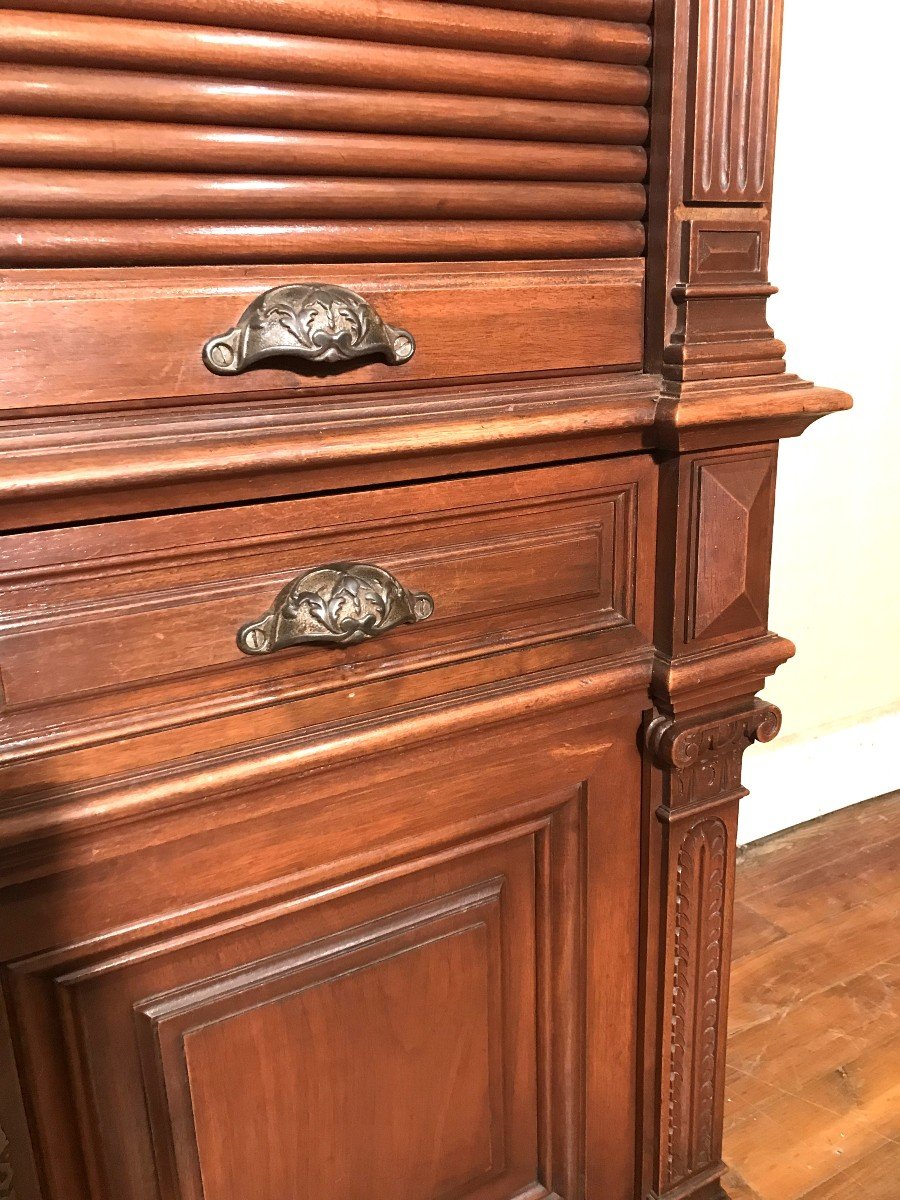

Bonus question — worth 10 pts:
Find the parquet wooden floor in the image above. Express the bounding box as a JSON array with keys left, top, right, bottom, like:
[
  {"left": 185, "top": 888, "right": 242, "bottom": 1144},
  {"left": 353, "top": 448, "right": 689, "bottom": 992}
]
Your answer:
[{"left": 722, "top": 790, "right": 899, "bottom": 1200}]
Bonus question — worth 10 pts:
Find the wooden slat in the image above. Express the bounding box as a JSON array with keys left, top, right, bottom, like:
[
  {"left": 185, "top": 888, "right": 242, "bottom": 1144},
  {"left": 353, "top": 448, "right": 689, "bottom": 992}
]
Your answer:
[
  {"left": 0, "top": 65, "right": 649, "bottom": 144},
  {"left": 0, "top": 171, "right": 648, "bottom": 220},
  {"left": 0, "top": 11, "right": 651, "bottom": 104},
  {"left": 0, "top": 118, "right": 647, "bottom": 181},
  {"left": 443, "top": 1, "right": 653, "bottom": 19},
  {"left": 0, "top": 219, "right": 646, "bottom": 265},
  {"left": 3, "top": 0, "right": 653, "bottom": 65}
]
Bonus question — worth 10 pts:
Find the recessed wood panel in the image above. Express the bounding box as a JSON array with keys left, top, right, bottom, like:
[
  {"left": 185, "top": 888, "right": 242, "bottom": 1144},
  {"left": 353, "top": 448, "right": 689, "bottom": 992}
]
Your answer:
[
  {"left": 690, "top": 221, "right": 768, "bottom": 282},
  {"left": 5, "top": 805, "right": 594, "bottom": 1200},
  {"left": 187, "top": 927, "right": 496, "bottom": 1200},
  {"left": 142, "top": 883, "right": 506, "bottom": 1200}
]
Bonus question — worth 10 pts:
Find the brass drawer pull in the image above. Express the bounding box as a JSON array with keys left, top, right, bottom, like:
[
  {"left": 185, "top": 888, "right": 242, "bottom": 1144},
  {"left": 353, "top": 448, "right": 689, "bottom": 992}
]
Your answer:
[
  {"left": 203, "top": 283, "right": 416, "bottom": 375},
  {"left": 237, "top": 562, "right": 434, "bottom": 654}
]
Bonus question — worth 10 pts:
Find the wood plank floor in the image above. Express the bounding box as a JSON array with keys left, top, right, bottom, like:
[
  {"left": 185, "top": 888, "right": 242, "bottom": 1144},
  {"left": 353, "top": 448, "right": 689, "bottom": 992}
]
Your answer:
[{"left": 722, "top": 790, "right": 899, "bottom": 1200}]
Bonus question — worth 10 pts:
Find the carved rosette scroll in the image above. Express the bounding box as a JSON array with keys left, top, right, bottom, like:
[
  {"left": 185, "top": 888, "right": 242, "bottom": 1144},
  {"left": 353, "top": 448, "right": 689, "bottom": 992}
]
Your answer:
[
  {"left": 0, "top": 1123, "right": 16, "bottom": 1200},
  {"left": 647, "top": 701, "right": 781, "bottom": 811}
]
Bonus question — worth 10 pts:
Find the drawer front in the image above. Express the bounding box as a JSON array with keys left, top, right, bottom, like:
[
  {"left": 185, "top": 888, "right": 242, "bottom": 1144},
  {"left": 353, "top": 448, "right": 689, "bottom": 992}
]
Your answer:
[
  {"left": 1, "top": 258, "right": 644, "bottom": 414},
  {"left": 0, "top": 457, "right": 655, "bottom": 759}
]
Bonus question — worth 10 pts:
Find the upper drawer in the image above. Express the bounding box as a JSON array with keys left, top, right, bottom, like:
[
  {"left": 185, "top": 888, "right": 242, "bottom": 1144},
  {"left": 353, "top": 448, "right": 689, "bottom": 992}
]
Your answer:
[
  {"left": 0, "top": 259, "right": 644, "bottom": 413},
  {"left": 0, "top": 456, "right": 656, "bottom": 765}
]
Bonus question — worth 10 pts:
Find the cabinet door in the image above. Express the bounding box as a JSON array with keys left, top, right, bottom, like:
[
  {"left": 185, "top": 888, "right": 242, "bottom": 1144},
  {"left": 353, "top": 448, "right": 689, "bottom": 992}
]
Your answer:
[{"left": 3, "top": 715, "right": 643, "bottom": 1200}]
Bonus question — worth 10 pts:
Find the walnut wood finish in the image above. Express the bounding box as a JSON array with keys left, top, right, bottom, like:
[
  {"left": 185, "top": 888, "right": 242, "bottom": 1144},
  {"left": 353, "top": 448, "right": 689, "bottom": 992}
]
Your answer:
[
  {"left": 0, "top": 261, "right": 646, "bottom": 411},
  {"left": 0, "top": 4, "right": 849, "bottom": 1200},
  {"left": 0, "top": 218, "right": 647, "bottom": 267},
  {"left": 0, "top": 173, "right": 649, "bottom": 220},
  {"left": 0, "top": 118, "right": 648, "bottom": 180},
  {"left": 3, "top": 0, "right": 653, "bottom": 63},
  {"left": 0, "top": 11, "right": 651, "bottom": 102},
  {"left": 0, "top": 65, "right": 650, "bottom": 143}
]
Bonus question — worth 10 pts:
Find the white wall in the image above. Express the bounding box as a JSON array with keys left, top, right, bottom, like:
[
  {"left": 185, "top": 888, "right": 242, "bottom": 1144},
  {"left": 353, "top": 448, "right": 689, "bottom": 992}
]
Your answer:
[{"left": 738, "top": 1, "right": 900, "bottom": 844}]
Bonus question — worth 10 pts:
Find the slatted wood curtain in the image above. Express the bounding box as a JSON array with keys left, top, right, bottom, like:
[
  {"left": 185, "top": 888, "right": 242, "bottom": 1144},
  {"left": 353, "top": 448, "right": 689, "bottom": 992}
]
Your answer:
[{"left": 0, "top": 0, "right": 652, "bottom": 264}]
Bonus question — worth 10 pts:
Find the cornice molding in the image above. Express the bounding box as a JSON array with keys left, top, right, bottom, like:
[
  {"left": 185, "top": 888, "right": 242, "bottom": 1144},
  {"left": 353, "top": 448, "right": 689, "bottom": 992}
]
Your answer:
[
  {"left": 655, "top": 379, "right": 852, "bottom": 451},
  {"left": 651, "top": 632, "right": 795, "bottom": 712},
  {"left": 0, "top": 375, "right": 851, "bottom": 529},
  {"left": 0, "top": 376, "right": 656, "bottom": 528}
]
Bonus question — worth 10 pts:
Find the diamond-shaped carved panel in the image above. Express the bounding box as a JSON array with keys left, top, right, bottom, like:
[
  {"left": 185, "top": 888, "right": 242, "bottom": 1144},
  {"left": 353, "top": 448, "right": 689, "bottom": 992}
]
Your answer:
[{"left": 689, "top": 454, "right": 775, "bottom": 643}]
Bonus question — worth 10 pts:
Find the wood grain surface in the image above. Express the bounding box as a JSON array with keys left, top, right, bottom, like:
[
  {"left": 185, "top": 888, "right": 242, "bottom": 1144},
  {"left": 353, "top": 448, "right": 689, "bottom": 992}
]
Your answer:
[{"left": 724, "top": 793, "right": 900, "bottom": 1200}]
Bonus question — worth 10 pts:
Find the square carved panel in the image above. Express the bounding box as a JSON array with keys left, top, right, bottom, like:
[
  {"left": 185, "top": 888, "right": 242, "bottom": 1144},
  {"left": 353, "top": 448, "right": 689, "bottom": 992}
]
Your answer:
[
  {"left": 686, "top": 451, "right": 776, "bottom": 644},
  {"left": 688, "top": 221, "right": 769, "bottom": 283}
]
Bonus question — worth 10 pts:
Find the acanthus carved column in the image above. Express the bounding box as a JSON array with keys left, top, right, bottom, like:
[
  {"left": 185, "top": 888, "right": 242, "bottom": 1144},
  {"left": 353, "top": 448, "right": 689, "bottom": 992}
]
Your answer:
[{"left": 0, "top": 1123, "right": 16, "bottom": 1200}]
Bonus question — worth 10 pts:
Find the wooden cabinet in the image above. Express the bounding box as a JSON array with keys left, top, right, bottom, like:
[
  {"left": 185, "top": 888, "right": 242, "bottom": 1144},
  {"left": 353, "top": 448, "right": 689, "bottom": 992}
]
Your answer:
[{"left": 0, "top": 3, "right": 848, "bottom": 1200}]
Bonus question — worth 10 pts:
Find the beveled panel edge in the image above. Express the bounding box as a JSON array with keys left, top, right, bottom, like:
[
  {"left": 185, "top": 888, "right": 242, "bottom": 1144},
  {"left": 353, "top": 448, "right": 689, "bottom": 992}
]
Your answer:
[{"left": 133, "top": 879, "right": 506, "bottom": 1200}]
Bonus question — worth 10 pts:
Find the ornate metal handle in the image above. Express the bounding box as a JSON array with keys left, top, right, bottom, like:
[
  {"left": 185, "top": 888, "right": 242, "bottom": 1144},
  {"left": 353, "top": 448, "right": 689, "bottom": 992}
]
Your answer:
[
  {"left": 237, "top": 562, "right": 434, "bottom": 654},
  {"left": 203, "top": 283, "right": 416, "bottom": 375}
]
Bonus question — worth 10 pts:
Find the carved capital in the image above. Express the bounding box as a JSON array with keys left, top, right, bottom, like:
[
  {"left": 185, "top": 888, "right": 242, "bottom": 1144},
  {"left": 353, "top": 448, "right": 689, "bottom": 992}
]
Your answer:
[{"left": 646, "top": 700, "right": 781, "bottom": 812}]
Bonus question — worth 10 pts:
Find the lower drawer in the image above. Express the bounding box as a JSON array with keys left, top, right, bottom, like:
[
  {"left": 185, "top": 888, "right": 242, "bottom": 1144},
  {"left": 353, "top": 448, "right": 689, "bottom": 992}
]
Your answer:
[{"left": 0, "top": 456, "right": 656, "bottom": 762}]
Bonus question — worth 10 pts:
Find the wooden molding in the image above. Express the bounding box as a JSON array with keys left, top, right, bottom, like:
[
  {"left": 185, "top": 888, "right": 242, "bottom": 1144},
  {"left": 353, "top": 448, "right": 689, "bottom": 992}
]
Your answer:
[
  {"left": 0, "top": 377, "right": 852, "bottom": 530},
  {"left": 655, "top": 380, "right": 852, "bottom": 451},
  {"left": 652, "top": 631, "right": 795, "bottom": 712},
  {"left": 0, "top": 655, "right": 650, "bottom": 879},
  {"left": 0, "top": 376, "right": 658, "bottom": 529}
]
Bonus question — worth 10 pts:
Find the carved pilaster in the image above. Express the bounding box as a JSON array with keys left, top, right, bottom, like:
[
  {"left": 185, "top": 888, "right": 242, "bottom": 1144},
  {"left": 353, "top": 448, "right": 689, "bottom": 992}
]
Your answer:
[
  {"left": 0, "top": 1123, "right": 16, "bottom": 1200},
  {"left": 647, "top": 0, "right": 792, "bottom": 394},
  {"left": 641, "top": 7, "right": 847, "bottom": 1200},
  {"left": 686, "top": 0, "right": 783, "bottom": 205},
  {"left": 644, "top": 701, "right": 780, "bottom": 1200}
]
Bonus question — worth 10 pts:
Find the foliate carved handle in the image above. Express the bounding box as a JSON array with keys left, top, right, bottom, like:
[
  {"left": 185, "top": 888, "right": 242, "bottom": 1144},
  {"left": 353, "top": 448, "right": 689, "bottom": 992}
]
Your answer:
[
  {"left": 202, "top": 283, "right": 416, "bottom": 374},
  {"left": 237, "top": 562, "right": 434, "bottom": 655}
]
